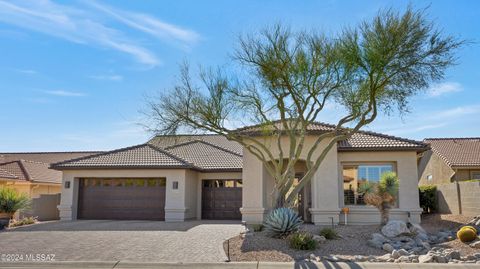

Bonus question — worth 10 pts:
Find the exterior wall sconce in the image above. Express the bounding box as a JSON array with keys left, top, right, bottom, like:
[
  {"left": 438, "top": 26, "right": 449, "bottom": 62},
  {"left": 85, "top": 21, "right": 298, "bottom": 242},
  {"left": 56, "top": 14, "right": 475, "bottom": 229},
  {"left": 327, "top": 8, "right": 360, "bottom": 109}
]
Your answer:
[{"left": 172, "top": 181, "right": 178, "bottom": 190}]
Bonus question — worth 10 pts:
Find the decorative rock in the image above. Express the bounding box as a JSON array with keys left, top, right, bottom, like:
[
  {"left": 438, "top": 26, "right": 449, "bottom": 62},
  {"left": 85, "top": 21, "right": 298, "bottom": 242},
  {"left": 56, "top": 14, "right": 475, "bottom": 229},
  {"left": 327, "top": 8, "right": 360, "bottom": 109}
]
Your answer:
[
  {"left": 392, "top": 249, "right": 408, "bottom": 259},
  {"left": 372, "top": 233, "right": 390, "bottom": 243},
  {"left": 382, "top": 220, "right": 411, "bottom": 238},
  {"left": 433, "top": 255, "right": 448, "bottom": 263},
  {"left": 313, "top": 235, "right": 327, "bottom": 244},
  {"left": 367, "top": 239, "right": 383, "bottom": 249},
  {"left": 308, "top": 253, "right": 316, "bottom": 260},
  {"left": 419, "top": 254, "right": 434, "bottom": 263},
  {"left": 354, "top": 255, "right": 367, "bottom": 262},
  {"left": 470, "top": 241, "right": 480, "bottom": 249},
  {"left": 446, "top": 250, "right": 461, "bottom": 260},
  {"left": 383, "top": 243, "right": 394, "bottom": 253},
  {"left": 397, "top": 256, "right": 410, "bottom": 263},
  {"left": 409, "top": 223, "right": 426, "bottom": 235},
  {"left": 377, "top": 254, "right": 392, "bottom": 262}
]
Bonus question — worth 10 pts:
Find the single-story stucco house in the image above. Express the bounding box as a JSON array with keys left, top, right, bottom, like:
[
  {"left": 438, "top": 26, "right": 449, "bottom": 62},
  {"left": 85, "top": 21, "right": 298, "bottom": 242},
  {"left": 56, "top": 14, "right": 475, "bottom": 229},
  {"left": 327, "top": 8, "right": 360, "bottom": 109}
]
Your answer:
[
  {"left": 418, "top": 138, "right": 480, "bottom": 185},
  {"left": 51, "top": 122, "right": 428, "bottom": 225}
]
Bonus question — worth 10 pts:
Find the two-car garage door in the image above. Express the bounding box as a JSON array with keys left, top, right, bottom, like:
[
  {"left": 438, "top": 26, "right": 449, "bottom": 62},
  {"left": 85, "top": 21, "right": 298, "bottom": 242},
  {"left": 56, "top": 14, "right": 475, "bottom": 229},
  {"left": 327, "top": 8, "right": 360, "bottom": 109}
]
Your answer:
[
  {"left": 78, "top": 178, "right": 166, "bottom": 220},
  {"left": 78, "top": 178, "right": 242, "bottom": 221}
]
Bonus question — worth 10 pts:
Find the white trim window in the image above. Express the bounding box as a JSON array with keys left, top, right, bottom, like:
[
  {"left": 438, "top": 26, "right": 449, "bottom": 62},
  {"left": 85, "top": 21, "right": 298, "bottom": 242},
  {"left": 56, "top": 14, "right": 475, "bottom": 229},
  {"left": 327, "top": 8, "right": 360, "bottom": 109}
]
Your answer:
[{"left": 343, "top": 163, "right": 394, "bottom": 205}]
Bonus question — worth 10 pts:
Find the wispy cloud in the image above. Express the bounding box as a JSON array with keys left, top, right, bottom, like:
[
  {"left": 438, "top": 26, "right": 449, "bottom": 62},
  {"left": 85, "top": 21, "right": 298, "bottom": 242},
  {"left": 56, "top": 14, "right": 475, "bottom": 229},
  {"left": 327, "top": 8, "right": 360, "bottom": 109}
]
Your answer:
[
  {"left": 44, "top": 90, "right": 86, "bottom": 97},
  {"left": 426, "top": 82, "right": 463, "bottom": 97},
  {"left": 14, "top": 68, "right": 38, "bottom": 74},
  {"left": 433, "top": 104, "right": 480, "bottom": 118},
  {"left": 87, "top": 1, "right": 200, "bottom": 47},
  {"left": 89, "top": 74, "right": 123, "bottom": 81},
  {"left": 0, "top": 0, "right": 170, "bottom": 66}
]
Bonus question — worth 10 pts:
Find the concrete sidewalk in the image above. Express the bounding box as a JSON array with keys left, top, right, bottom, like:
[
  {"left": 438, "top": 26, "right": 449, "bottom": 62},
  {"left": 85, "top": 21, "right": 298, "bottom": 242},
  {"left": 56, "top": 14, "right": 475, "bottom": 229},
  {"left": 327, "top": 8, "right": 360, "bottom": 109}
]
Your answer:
[{"left": 0, "top": 261, "right": 479, "bottom": 269}]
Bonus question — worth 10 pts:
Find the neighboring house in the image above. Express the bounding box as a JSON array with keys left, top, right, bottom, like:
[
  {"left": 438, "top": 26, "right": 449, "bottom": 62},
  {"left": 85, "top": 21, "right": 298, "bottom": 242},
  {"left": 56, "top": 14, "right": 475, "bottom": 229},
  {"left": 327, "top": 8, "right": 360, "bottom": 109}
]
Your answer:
[
  {"left": 0, "top": 152, "right": 101, "bottom": 198},
  {"left": 52, "top": 122, "right": 427, "bottom": 225},
  {"left": 418, "top": 138, "right": 480, "bottom": 185}
]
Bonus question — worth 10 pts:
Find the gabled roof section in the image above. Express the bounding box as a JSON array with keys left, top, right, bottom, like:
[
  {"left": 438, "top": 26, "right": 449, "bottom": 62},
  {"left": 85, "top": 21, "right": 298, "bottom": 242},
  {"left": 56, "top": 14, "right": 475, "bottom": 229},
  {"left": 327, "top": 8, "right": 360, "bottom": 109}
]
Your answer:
[
  {"left": 148, "top": 135, "right": 243, "bottom": 155},
  {"left": 424, "top": 138, "right": 480, "bottom": 167},
  {"left": 0, "top": 160, "right": 62, "bottom": 183},
  {"left": 165, "top": 140, "right": 242, "bottom": 171},
  {"left": 51, "top": 144, "right": 192, "bottom": 170},
  {"left": 0, "top": 167, "right": 18, "bottom": 179},
  {"left": 235, "top": 120, "right": 426, "bottom": 151},
  {"left": 0, "top": 151, "right": 102, "bottom": 164}
]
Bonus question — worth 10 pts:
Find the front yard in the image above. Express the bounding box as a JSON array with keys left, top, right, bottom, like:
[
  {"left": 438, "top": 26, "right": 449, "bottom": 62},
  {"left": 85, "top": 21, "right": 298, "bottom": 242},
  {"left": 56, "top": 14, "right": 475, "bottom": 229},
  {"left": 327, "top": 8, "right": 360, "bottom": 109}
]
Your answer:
[{"left": 225, "top": 214, "right": 480, "bottom": 264}]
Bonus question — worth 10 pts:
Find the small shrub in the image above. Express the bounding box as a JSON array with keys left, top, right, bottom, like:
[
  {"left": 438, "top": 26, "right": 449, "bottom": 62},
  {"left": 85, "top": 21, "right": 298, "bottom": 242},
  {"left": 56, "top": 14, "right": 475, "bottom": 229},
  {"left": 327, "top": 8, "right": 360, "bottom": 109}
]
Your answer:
[
  {"left": 419, "top": 185, "right": 437, "bottom": 213},
  {"left": 319, "top": 227, "right": 338, "bottom": 240},
  {"left": 288, "top": 231, "right": 317, "bottom": 250},
  {"left": 10, "top": 216, "right": 37, "bottom": 227},
  {"left": 0, "top": 187, "right": 31, "bottom": 215},
  {"left": 263, "top": 207, "right": 303, "bottom": 238},
  {"left": 251, "top": 224, "right": 263, "bottom": 232}
]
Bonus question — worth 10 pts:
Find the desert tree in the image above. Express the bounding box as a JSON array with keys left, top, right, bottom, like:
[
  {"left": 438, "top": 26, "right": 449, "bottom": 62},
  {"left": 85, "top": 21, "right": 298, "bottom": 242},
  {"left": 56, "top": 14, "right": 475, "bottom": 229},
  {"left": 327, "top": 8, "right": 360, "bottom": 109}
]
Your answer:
[{"left": 144, "top": 7, "right": 462, "bottom": 208}]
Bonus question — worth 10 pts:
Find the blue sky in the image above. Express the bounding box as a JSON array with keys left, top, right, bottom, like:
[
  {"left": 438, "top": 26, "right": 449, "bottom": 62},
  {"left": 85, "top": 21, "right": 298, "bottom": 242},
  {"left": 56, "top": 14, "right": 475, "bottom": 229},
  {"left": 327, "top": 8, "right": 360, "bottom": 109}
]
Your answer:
[{"left": 0, "top": 0, "right": 479, "bottom": 152}]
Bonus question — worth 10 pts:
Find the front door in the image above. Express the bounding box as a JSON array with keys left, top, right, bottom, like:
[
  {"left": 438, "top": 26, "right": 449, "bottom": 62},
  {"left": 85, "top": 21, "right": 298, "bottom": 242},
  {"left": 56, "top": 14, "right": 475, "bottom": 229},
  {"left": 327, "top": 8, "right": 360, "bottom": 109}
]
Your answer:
[{"left": 296, "top": 173, "right": 312, "bottom": 223}]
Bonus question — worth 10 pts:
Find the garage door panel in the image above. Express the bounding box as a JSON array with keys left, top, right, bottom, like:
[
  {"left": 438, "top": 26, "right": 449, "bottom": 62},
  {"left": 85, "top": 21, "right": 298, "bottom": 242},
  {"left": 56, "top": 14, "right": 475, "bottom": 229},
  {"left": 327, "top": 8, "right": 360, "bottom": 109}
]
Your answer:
[
  {"left": 78, "top": 178, "right": 166, "bottom": 220},
  {"left": 202, "top": 179, "right": 242, "bottom": 220}
]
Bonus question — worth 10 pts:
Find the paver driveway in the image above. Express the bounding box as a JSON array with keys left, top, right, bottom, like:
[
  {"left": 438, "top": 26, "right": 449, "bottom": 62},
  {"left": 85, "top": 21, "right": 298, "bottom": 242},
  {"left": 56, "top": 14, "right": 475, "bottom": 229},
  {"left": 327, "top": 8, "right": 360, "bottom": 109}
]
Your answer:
[{"left": 0, "top": 220, "right": 244, "bottom": 262}]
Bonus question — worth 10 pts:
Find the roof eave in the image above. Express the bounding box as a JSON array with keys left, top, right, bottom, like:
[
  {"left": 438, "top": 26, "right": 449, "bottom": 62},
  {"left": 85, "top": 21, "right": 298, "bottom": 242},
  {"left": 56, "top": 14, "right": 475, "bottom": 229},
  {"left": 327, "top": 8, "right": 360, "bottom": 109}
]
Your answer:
[
  {"left": 51, "top": 165, "right": 194, "bottom": 171},
  {"left": 338, "top": 146, "right": 428, "bottom": 153}
]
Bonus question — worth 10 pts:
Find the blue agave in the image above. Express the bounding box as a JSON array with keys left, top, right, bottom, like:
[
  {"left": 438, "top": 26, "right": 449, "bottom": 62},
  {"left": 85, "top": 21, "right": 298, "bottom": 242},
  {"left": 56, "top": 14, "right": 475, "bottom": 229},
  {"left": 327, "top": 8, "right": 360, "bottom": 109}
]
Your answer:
[{"left": 263, "top": 207, "right": 303, "bottom": 238}]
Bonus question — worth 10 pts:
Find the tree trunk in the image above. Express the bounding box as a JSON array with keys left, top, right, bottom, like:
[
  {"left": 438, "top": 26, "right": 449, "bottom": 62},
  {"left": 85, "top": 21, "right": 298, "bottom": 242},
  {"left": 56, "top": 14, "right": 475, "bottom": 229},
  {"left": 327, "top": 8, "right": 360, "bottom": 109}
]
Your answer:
[{"left": 380, "top": 202, "right": 391, "bottom": 225}]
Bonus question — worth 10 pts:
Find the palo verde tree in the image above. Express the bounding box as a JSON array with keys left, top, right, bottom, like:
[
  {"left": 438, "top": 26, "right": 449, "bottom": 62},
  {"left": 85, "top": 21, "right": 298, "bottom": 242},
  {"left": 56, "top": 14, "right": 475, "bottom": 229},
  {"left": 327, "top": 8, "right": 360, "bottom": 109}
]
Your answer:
[{"left": 144, "top": 7, "right": 462, "bottom": 208}]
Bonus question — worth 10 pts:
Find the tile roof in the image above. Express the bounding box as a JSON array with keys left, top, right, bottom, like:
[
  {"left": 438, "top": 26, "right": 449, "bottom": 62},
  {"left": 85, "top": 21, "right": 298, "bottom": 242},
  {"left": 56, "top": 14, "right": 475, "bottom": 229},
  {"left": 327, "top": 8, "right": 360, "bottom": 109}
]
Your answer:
[
  {"left": 235, "top": 121, "right": 426, "bottom": 151},
  {"left": 0, "top": 160, "right": 62, "bottom": 183},
  {"left": 51, "top": 144, "right": 191, "bottom": 170},
  {"left": 424, "top": 138, "right": 480, "bottom": 167},
  {"left": 0, "top": 168, "right": 18, "bottom": 179},
  {"left": 149, "top": 135, "right": 243, "bottom": 155},
  {"left": 0, "top": 151, "right": 102, "bottom": 164},
  {"left": 165, "top": 140, "right": 242, "bottom": 171}
]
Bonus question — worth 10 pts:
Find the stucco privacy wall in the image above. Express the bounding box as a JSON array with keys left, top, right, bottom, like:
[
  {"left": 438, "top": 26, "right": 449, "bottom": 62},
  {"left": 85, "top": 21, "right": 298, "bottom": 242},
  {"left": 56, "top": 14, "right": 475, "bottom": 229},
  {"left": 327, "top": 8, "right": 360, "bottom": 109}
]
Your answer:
[
  {"left": 240, "top": 136, "right": 340, "bottom": 225},
  {"left": 58, "top": 169, "right": 188, "bottom": 222},
  {"left": 437, "top": 181, "right": 480, "bottom": 216},
  {"left": 338, "top": 151, "right": 422, "bottom": 224}
]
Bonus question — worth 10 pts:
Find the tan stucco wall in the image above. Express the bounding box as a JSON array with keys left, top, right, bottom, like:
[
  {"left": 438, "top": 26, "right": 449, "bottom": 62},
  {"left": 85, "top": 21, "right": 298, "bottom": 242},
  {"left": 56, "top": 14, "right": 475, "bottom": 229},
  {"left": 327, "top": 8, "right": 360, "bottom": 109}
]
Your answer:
[
  {"left": 240, "top": 135, "right": 340, "bottom": 224},
  {"left": 338, "top": 151, "right": 422, "bottom": 224},
  {"left": 0, "top": 179, "right": 60, "bottom": 198},
  {"left": 418, "top": 150, "right": 455, "bottom": 185}
]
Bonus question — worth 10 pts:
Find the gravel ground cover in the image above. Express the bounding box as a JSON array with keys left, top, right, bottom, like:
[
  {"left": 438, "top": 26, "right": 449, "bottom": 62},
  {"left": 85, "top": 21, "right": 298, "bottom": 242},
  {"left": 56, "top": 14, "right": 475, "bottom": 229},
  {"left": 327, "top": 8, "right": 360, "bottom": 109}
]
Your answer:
[{"left": 225, "top": 214, "right": 479, "bottom": 262}]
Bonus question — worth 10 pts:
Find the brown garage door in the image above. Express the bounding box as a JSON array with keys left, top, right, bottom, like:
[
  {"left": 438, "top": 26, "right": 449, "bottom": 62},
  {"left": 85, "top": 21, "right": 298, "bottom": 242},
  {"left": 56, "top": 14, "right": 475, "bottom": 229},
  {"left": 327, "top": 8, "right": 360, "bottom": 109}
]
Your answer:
[
  {"left": 78, "top": 178, "right": 166, "bottom": 220},
  {"left": 202, "top": 179, "right": 242, "bottom": 220}
]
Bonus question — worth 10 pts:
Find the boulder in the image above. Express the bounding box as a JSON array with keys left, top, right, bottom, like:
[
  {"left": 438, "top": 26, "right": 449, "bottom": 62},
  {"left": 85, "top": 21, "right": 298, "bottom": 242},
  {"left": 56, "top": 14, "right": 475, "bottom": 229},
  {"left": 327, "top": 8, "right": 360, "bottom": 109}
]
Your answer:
[
  {"left": 383, "top": 243, "right": 394, "bottom": 253},
  {"left": 312, "top": 235, "right": 327, "bottom": 244},
  {"left": 353, "top": 255, "right": 367, "bottom": 262},
  {"left": 470, "top": 241, "right": 480, "bottom": 249},
  {"left": 372, "top": 233, "right": 389, "bottom": 243},
  {"left": 377, "top": 253, "right": 392, "bottom": 262},
  {"left": 419, "top": 254, "right": 434, "bottom": 263},
  {"left": 367, "top": 239, "right": 383, "bottom": 249},
  {"left": 409, "top": 223, "right": 426, "bottom": 235},
  {"left": 433, "top": 254, "right": 448, "bottom": 263},
  {"left": 382, "top": 220, "right": 410, "bottom": 238},
  {"left": 392, "top": 249, "right": 408, "bottom": 259}
]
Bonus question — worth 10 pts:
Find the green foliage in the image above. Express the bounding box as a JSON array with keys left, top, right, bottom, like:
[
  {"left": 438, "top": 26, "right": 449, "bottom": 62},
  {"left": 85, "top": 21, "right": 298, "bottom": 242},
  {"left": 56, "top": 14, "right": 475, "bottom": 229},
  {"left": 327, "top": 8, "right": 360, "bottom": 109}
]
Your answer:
[
  {"left": 419, "top": 185, "right": 437, "bottom": 213},
  {"left": 252, "top": 224, "right": 264, "bottom": 232},
  {"left": 0, "top": 187, "right": 31, "bottom": 214},
  {"left": 264, "top": 207, "right": 303, "bottom": 238},
  {"left": 10, "top": 216, "right": 37, "bottom": 227},
  {"left": 378, "top": 172, "right": 399, "bottom": 197},
  {"left": 287, "top": 231, "right": 317, "bottom": 250},
  {"left": 457, "top": 227, "right": 477, "bottom": 243},
  {"left": 145, "top": 6, "right": 463, "bottom": 208},
  {"left": 319, "top": 227, "right": 338, "bottom": 240}
]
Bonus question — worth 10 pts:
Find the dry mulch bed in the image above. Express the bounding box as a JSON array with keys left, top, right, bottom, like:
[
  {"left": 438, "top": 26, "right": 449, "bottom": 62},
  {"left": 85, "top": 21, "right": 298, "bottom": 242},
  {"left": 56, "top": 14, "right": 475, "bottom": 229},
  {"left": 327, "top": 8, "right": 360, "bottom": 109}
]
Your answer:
[
  {"left": 225, "top": 214, "right": 479, "bottom": 262},
  {"left": 225, "top": 224, "right": 385, "bottom": 262}
]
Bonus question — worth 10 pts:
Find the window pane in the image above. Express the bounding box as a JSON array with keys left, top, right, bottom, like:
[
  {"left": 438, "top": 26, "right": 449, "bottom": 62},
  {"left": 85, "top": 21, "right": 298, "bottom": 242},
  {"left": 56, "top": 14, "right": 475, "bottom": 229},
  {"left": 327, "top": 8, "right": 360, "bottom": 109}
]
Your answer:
[
  {"left": 236, "top": 180, "right": 243, "bottom": 187},
  {"left": 472, "top": 172, "right": 480, "bottom": 180},
  {"left": 125, "top": 179, "right": 134, "bottom": 187},
  {"left": 103, "top": 179, "right": 112, "bottom": 187},
  {"left": 159, "top": 178, "right": 166, "bottom": 187},
  {"left": 343, "top": 164, "right": 394, "bottom": 206},
  {"left": 135, "top": 179, "right": 145, "bottom": 187},
  {"left": 225, "top": 180, "right": 235, "bottom": 187},
  {"left": 147, "top": 179, "right": 157, "bottom": 187}
]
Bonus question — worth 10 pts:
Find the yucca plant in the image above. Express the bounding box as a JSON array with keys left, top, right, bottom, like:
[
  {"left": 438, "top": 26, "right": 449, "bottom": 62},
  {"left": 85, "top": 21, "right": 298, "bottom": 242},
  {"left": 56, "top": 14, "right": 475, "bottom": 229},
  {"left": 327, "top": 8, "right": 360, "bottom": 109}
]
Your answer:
[
  {"left": 358, "top": 172, "right": 399, "bottom": 225},
  {"left": 0, "top": 187, "right": 31, "bottom": 218},
  {"left": 263, "top": 207, "right": 303, "bottom": 238}
]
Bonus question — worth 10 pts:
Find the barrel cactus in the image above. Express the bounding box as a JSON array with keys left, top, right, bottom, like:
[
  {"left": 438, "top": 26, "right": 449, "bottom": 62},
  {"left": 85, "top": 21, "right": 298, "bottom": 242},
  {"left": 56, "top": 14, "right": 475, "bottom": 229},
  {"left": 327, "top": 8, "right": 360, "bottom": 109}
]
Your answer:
[
  {"left": 263, "top": 207, "right": 303, "bottom": 238},
  {"left": 457, "top": 226, "right": 478, "bottom": 243}
]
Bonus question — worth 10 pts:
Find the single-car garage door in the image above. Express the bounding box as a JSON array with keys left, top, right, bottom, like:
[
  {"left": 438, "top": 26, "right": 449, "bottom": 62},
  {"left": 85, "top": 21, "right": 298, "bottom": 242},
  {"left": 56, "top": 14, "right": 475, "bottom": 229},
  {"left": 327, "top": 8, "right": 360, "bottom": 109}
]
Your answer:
[
  {"left": 78, "top": 178, "right": 166, "bottom": 220},
  {"left": 202, "top": 179, "right": 242, "bottom": 220}
]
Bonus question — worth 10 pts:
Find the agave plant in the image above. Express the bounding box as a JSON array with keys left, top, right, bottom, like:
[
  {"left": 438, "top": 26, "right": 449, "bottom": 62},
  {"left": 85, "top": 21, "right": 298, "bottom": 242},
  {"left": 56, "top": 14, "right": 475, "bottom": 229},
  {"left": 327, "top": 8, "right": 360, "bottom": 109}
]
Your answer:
[
  {"left": 358, "top": 171, "right": 399, "bottom": 225},
  {"left": 0, "top": 187, "right": 31, "bottom": 217},
  {"left": 263, "top": 207, "right": 303, "bottom": 238}
]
